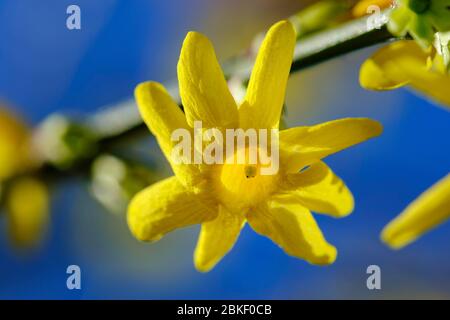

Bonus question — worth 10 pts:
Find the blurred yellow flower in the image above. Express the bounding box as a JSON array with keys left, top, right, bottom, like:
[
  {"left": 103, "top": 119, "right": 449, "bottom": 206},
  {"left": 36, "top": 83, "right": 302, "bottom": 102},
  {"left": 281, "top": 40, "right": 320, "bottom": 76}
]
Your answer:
[
  {"left": 360, "top": 40, "right": 450, "bottom": 107},
  {"left": 355, "top": 0, "right": 450, "bottom": 105},
  {"left": 0, "top": 107, "right": 34, "bottom": 180},
  {"left": 382, "top": 173, "right": 450, "bottom": 249},
  {"left": 0, "top": 106, "right": 49, "bottom": 249},
  {"left": 128, "top": 20, "right": 382, "bottom": 272},
  {"left": 6, "top": 177, "right": 49, "bottom": 248}
]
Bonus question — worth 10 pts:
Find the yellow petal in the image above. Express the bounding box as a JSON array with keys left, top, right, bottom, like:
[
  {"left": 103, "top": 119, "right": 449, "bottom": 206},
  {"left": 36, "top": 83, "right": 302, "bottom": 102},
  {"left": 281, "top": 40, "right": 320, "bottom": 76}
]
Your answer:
[
  {"left": 359, "top": 40, "right": 427, "bottom": 90},
  {"left": 135, "top": 81, "right": 188, "bottom": 157},
  {"left": 382, "top": 173, "right": 450, "bottom": 249},
  {"left": 247, "top": 194, "right": 337, "bottom": 265},
  {"left": 282, "top": 161, "right": 354, "bottom": 217},
  {"left": 135, "top": 82, "right": 202, "bottom": 187},
  {"left": 239, "top": 20, "right": 296, "bottom": 129},
  {"left": 178, "top": 32, "right": 238, "bottom": 129},
  {"left": 360, "top": 58, "right": 409, "bottom": 90},
  {"left": 127, "top": 176, "right": 216, "bottom": 242},
  {"left": 361, "top": 40, "right": 450, "bottom": 107},
  {"left": 194, "top": 206, "right": 245, "bottom": 272},
  {"left": 280, "top": 118, "right": 383, "bottom": 173},
  {"left": 406, "top": 67, "right": 450, "bottom": 108},
  {"left": 6, "top": 177, "right": 49, "bottom": 248}
]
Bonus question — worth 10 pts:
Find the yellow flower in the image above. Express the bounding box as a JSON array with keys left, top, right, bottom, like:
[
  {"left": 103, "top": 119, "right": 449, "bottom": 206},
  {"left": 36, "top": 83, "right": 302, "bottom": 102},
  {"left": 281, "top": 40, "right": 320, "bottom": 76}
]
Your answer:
[
  {"left": 0, "top": 107, "right": 33, "bottom": 180},
  {"left": 6, "top": 177, "right": 49, "bottom": 248},
  {"left": 389, "top": 0, "right": 450, "bottom": 48},
  {"left": 360, "top": 40, "right": 450, "bottom": 107},
  {"left": 128, "top": 20, "right": 383, "bottom": 272},
  {"left": 358, "top": 2, "right": 450, "bottom": 249},
  {"left": 382, "top": 173, "right": 450, "bottom": 249},
  {"left": 359, "top": 25, "right": 450, "bottom": 249},
  {"left": 0, "top": 107, "right": 49, "bottom": 249}
]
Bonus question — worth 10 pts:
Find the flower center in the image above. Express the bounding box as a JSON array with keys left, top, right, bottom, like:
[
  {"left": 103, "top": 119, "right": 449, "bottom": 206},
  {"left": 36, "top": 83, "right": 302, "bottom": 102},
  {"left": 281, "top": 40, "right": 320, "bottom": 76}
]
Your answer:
[
  {"left": 213, "top": 147, "right": 278, "bottom": 212},
  {"left": 408, "top": 0, "right": 431, "bottom": 14}
]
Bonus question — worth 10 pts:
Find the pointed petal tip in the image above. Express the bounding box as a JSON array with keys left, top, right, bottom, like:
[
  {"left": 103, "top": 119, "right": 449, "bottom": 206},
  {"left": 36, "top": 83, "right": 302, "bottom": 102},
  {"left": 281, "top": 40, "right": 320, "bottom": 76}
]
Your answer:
[
  {"left": 351, "top": 118, "right": 384, "bottom": 139},
  {"left": 193, "top": 256, "right": 215, "bottom": 273},
  {"left": 338, "top": 194, "right": 355, "bottom": 218},
  {"left": 359, "top": 59, "right": 403, "bottom": 91},
  {"left": 134, "top": 81, "right": 172, "bottom": 110},
  {"left": 127, "top": 188, "right": 163, "bottom": 243},
  {"left": 285, "top": 162, "right": 356, "bottom": 218},
  {"left": 127, "top": 177, "right": 213, "bottom": 243},
  {"left": 266, "top": 19, "right": 296, "bottom": 47},
  {"left": 359, "top": 43, "right": 411, "bottom": 91},
  {"left": 380, "top": 225, "right": 408, "bottom": 250},
  {"left": 193, "top": 244, "right": 222, "bottom": 273},
  {"left": 193, "top": 210, "right": 243, "bottom": 273},
  {"left": 367, "top": 118, "right": 384, "bottom": 137},
  {"left": 127, "top": 193, "right": 149, "bottom": 242},
  {"left": 185, "top": 30, "right": 206, "bottom": 41},
  {"left": 134, "top": 81, "right": 163, "bottom": 100},
  {"left": 342, "top": 118, "right": 384, "bottom": 140},
  {"left": 272, "top": 19, "right": 296, "bottom": 35},
  {"left": 311, "top": 245, "right": 338, "bottom": 266},
  {"left": 135, "top": 80, "right": 152, "bottom": 94},
  {"left": 240, "top": 19, "right": 296, "bottom": 129},
  {"left": 178, "top": 29, "right": 239, "bottom": 128},
  {"left": 180, "top": 31, "right": 210, "bottom": 55},
  {"left": 380, "top": 174, "right": 450, "bottom": 251},
  {"left": 177, "top": 31, "right": 210, "bottom": 74},
  {"left": 327, "top": 246, "right": 338, "bottom": 264}
]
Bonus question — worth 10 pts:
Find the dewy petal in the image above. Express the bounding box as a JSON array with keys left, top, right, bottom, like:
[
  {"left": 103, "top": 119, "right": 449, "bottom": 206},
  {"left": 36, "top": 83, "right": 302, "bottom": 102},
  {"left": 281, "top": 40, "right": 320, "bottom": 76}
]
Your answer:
[
  {"left": 135, "top": 82, "right": 202, "bottom": 187},
  {"left": 280, "top": 118, "right": 383, "bottom": 173},
  {"left": 382, "top": 173, "right": 450, "bottom": 249},
  {"left": 177, "top": 32, "right": 238, "bottom": 129},
  {"left": 281, "top": 161, "right": 354, "bottom": 217},
  {"left": 248, "top": 194, "right": 337, "bottom": 265},
  {"left": 239, "top": 20, "right": 296, "bottom": 129},
  {"left": 194, "top": 206, "right": 245, "bottom": 272},
  {"left": 127, "top": 176, "right": 217, "bottom": 242}
]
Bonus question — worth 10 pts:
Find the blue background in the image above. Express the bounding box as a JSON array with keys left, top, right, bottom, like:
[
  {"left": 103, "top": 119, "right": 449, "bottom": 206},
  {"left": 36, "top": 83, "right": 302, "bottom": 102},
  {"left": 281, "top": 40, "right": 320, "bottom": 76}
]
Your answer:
[{"left": 0, "top": 0, "right": 449, "bottom": 299}]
